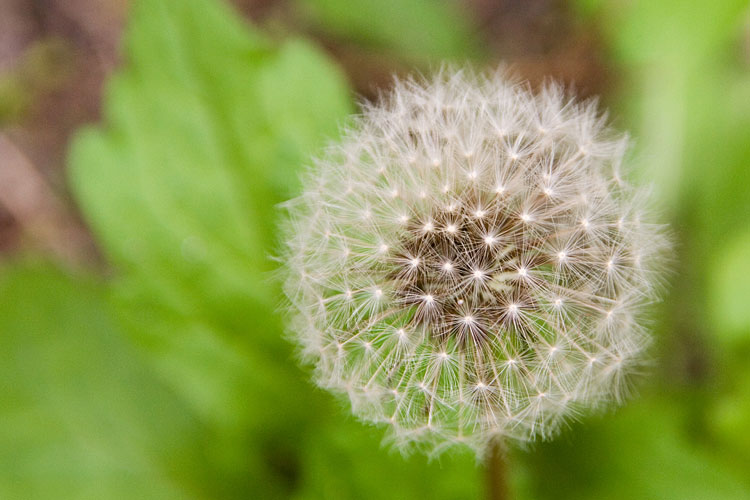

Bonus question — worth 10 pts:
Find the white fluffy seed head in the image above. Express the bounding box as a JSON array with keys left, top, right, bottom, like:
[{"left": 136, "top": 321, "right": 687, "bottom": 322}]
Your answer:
[{"left": 281, "top": 69, "right": 669, "bottom": 458}]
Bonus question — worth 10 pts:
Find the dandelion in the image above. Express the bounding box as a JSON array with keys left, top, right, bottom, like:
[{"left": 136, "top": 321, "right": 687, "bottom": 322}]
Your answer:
[{"left": 281, "top": 69, "right": 669, "bottom": 457}]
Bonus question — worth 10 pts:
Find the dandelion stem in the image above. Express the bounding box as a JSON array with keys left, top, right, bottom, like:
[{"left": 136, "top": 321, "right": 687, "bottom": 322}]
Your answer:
[{"left": 486, "top": 439, "right": 510, "bottom": 500}]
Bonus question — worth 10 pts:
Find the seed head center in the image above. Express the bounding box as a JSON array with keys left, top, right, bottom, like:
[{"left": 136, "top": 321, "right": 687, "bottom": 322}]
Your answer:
[{"left": 391, "top": 194, "right": 538, "bottom": 345}]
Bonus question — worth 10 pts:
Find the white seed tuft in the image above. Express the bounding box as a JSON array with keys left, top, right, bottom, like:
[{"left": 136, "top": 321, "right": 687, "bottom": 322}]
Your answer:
[{"left": 281, "top": 68, "right": 669, "bottom": 457}]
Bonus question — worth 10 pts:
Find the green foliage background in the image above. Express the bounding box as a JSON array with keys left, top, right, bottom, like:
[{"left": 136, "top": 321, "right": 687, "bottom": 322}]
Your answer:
[{"left": 2, "top": 0, "right": 749, "bottom": 498}]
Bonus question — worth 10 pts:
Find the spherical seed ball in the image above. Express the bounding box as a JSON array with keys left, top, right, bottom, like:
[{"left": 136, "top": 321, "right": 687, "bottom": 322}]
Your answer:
[{"left": 281, "top": 69, "right": 669, "bottom": 457}]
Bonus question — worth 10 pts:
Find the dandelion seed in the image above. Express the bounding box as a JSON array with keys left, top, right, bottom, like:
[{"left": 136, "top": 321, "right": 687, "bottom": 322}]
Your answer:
[{"left": 281, "top": 68, "right": 669, "bottom": 457}]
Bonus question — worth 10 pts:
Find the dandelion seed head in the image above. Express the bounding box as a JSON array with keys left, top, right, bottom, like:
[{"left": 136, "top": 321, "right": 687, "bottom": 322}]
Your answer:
[{"left": 281, "top": 68, "right": 669, "bottom": 457}]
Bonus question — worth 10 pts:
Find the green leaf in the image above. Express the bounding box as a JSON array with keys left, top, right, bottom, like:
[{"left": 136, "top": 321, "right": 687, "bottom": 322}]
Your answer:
[
  {"left": 594, "top": 0, "right": 749, "bottom": 208},
  {"left": 68, "top": 0, "right": 353, "bottom": 431},
  {"left": 709, "top": 368, "right": 750, "bottom": 463},
  {"left": 294, "top": 0, "right": 482, "bottom": 63},
  {"left": 709, "top": 229, "right": 750, "bottom": 345},
  {"left": 519, "top": 397, "right": 750, "bottom": 500},
  {"left": 294, "top": 416, "right": 481, "bottom": 500},
  {"left": 0, "top": 263, "right": 206, "bottom": 499}
]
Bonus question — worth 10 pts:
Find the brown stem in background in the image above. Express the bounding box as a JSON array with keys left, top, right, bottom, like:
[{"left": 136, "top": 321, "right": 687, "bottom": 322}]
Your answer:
[
  {"left": 486, "top": 439, "right": 510, "bottom": 500},
  {"left": 0, "top": 133, "right": 94, "bottom": 266}
]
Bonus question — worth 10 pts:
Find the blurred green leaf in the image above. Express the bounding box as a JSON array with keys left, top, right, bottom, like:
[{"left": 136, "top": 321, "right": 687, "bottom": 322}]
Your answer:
[
  {"left": 519, "top": 397, "right": 750, "bottom": 500},
  {"left": 68, "top": 0, "right": 352, "bottom": 431},
  {"left": 0, "top": 263, "right": 207, "bottom": 499},
  {"left": 601, "top": 0, "right": 746, "bottom": 65},
  {"left": 709, "top": 230, "right": 750, "bottom": 345},
  {"left": 592, "top": 0, "right": 749, "bottom": 207},
  {"left": 295, "top": 416, "right": 480, "bottom": 500},
  {"left": 709, "top": 368, "right": 750, "bottom": 463},
  {"left": 293, "top": 0, "right": 482, "bottom": 63}
]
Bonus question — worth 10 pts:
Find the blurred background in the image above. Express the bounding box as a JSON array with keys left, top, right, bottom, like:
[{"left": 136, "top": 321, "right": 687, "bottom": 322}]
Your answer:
[{"left": 0, "top": 0, "right": 749, "bottom": 498}]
